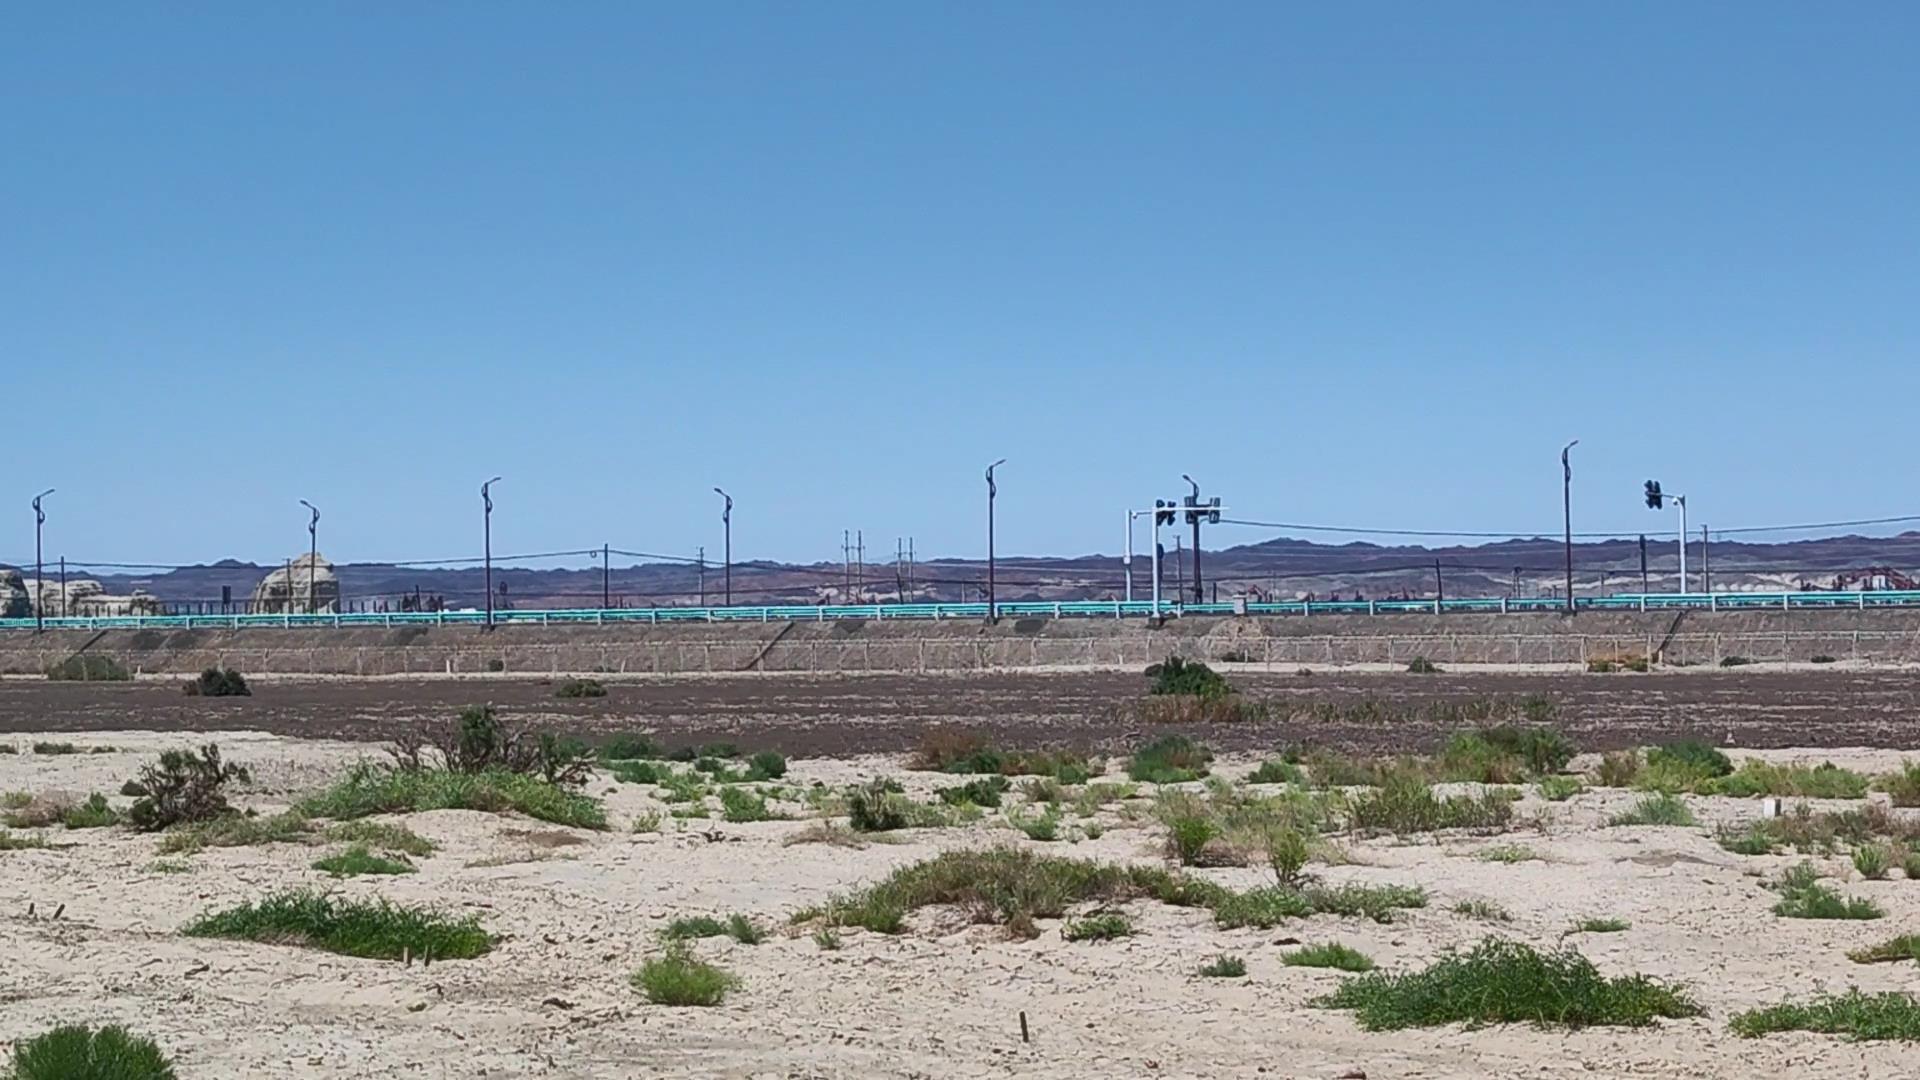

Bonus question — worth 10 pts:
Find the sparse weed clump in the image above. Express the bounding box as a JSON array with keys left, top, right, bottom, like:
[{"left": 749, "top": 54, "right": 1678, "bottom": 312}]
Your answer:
[
  {"left": 719, "top": 787, "right": 782, "bottom": 823},
  {"left": 128, "top": 744, "right": 251, "bottom": 832},
  {"left": 633, "top": 944, "right": 738, "bottom": 1006},
  {"left": 846, "top": 780, "right": 959, "bottom": 833},
  {"left": 1346, "top": 774, "right": 1514, "bottom": 835},
  {"left": 1247, "top": 760, "right": 1305, "bottom": 785},
  {"left": 1849, "top": 935, "right": 1920, "bottom": 965},
  {"left": 910, "top": 730, "right": 1096, "bottom": 782},
  {"left": 1875, "top": 761, "right": 1920, "bottom": 807},
  {"left": 58, "top": 793, "right": 120, "bottom": 830},
  {"left": 1453, "top": 899, "right": 1512, "bottom": 922},
  {"left": 184, "top": 890, "right": 493, "bottom": 960},
  {"left": 312, "top": 845, "right": 415, "bottom": 876},
  {"left": 1198, "top": 954, "right": 1247, "bottom": 978},
  {"left": 300, "top": 763, "right": 607, "bottom": 830},
  {"left": 1284, "top": 942, "right": 1375, "bottom": 971},
  {"left": 1127, "top": 735, "right": 1213, "bottom": 785},
  {"left": 1406, "top": 657, "right": 1441, "bottom": 674},
  {"left": 1314, "top": 938, "right": 1700, "bottom": 1031},
  {"left": 553, "top": 677, "right": 607, "bottom": 699},
  {"left": 1062, "top": 911, "right": 1133, "bottom": 942},
  {"left": 1731, "top": 990, "right": 1920, "bottom": 1040},
  {"left": 1475, "top": 844, "right": 1542, "bottom": 864},
  {"left": 1770, "top": 861, "right": 1883, "bottom": 920},
  {"left": 937, "top": 776, "right": 1011, "bottom": 808},
  {"left": 1573, "top": 917, "right": 1631, "bottom": 933},
  {"left": 1536, "top": 776, "right": 1585, "bottom": 802},
  {"left": 44, "top": 655, "right": 131, "bottom": 682},
  {"left": 1009, "top": 805, "right": 1063, "bottom": 842},
  {"left": 663, "top": 913, "right": 765, "bottom": 944},
  {"left": 184, "top": 667, "right": 251, "bottom": 697},
  {"left": 1437, "top": 726, "right": 1577, "bottom": 782},
  {"left": 159, "top": 811, "right": 311, "bottom": 854},
  {"left": 1706, "top": 760, "right": 1869, "bottom": 800},
  {"left": 322, "top": 820, "right": 435, "bottom": 857},
  {"left": 8, "top": 1024, "right": 177, "bottom": 1080},
  {"left": 32, "top": 742, "right": 81, "bottom": 755},
  {"left": 1608, "top": 792, "right": 1695, "bottom": 828},
  {"left": 385, "top": 705, "right": 593, "bottom": 787},
  {"left": 1854, "top": 843, "right": 1894, "bottom": 881},
  {"left": 1594, "top": 750, "right": 1642, "bottom": 788},
  {"left": 0, "top": 829, "right": 54, "bottom": 850}
]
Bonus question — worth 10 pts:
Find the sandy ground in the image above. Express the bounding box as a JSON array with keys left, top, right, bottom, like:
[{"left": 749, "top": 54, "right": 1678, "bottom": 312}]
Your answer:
[{"left": 3, "top": 733, "right": 1920, "bottom": 1078}]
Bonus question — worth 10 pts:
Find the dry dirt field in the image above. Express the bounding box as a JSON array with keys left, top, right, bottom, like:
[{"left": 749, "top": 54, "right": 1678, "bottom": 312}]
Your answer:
[{"left": 3, "top": 672, "right": 1920, "bottom": 1078}]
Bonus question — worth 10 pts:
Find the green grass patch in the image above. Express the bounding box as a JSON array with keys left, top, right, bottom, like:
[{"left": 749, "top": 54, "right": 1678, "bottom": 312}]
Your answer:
[
  {"left": 1198, "top": 953, "right": 1247, "bottom": 977},
  {"left": 1247, "top": 760, "right": 1306, "bottom": 785},
  {"left": 322, "top": 820, "right": 434, "bottom": 857},
  {"left": 1704, "top": 760, "right": 1870, "bottom": 799},
  {"left": 1608, "top": 792, "right": 1695, "bottom": 827},
  {"left": 663, "top": 913, "right": 764, "bottom": 944},
  {"left": 1875, "top": 761, "right": 1920, "bottom": 807},
  {"left": 910, "top": 731, "right": 1096, "bottom": 782},
  {"left": 1850, "top": 935, "right": 1920, "bottom": 965},
  {"left": 1453, "top": 899, "right": 1512, "bottom": 922},
  {"left": 1476, "top": 844, "right": 1543, "bottom": 864},
  {"left": 158, "top": 812, "right": 312, "bottom": 854},
  {"left": 608, "top": 759, "right": 671, "bottom": 785},
  {"left": 633, "top": 944, "right": 738, "bottom": 1006},
  {"left": 8, "top": 1023, "right": 177, "bottom": 1080},
  {"left": 718, "top": 787, "right": 782, "bottom": 823},
  {"left": 32, "top": 742, "right": 81, "bottom": 755},
  {"left": 1731, "top": 990, "right": 1920, "bottom": 1040},
  {"left": 61, "top": 793, "right": 121, "bottom": 829},
  {"left": 1572, "top": 917, "right": 1631, "bottom": 933},
  {"left": 1536, "top": 776, "right": 1585, "bottom": 802},
  {"left": 1436, "top": 726, "right": 1576, "bottom": 782},
  {"left": 599, "top": 733, "right": 663, "bottom": 761},
  {"left": 1127, "top": 735, "right": 1213, "bottom": 784},
  {"left": 937, "top": 776, "right": 1011, "bottom": 808},
  {"left": 1347, "top": 774, "right": 1514, "bottom": 834},
  {"left": 1770, "top": 861, "right": 1883, "bottom": 920},
  {"left": 312, "top": 845, "right": 415, "bottom": 876},
  {"left": 1854, "top": 843, "right": 1894, "bottom": 880},
  {"left": 553, "top": 677, "right": 607, "bottom": 698},
  {"left": 1284, "top": 942, "right": 1375, "bottom": 971},
  {"left": 1062, "top": 911, "right": 1133, "bottom": 941},
  {"left": 1009, "top": 805, "right": 1063, "bottom": 842},
  {"left": 299, "top": 766, "right": 606, "bottom": 830},
  {"left": 183, "top": 890, "right": 492, "bottom": 960},
  {"left": 0, "top": 829, "right": 53, "bottom": 850},
  {"left": 1315, "top": 938, "right": 1700, "bottom": 1030}
]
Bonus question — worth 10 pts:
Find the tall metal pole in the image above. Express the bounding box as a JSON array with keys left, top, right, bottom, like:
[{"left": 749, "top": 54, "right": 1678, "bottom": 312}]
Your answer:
[
  {"left": 31, "top": 489, "right": 52, "bottom": 632},
  {"left": 602, "top": 544, "right": 610, "bottom": 608},
  {"left": 714, "top": 488, "right": 732, "bottom": 606},
  {"left": 1150, "top": 518, "right": 1162, "bottom": 617},
  {"left": 481, "top": 477, "right": 500, "bottom": 627},
  {"left": 1701, "top": 525, "right": 1711, "bottom": 594},
  {"left": 1561, "top": 441, "right": 1577, "bottom": 613},
  {"left": 299, "top": 500, "right": 319, "bottom": 614},
  {"left": 1639, "top": 534, "right": 1649, "bottom": 592},
  {"left": 1676, "top": 495, "right": 1688, "bottom": 593},
  {"left": 1182, "top": 474, "right": 1203, "bottom": 602},
  {"left": 985, "top": 459, "right": 1004, "bottom": 623},
  {"left": 1123, "top": 510, "right": 1135, "bottom": 603}
]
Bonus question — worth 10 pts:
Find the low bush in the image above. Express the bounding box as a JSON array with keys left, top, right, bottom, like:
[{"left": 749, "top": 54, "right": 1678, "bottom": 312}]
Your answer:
[
  {"left": 1608, "top": 793, "right": 1695, "bottom": 827},
  {"left": 553, "top": 678, "right": 607, "bottom": 699},
  {"left": 1146, "top": 656, "right": 1234, "bottom": 699},
  {"left": 1720, "top": 655, "right": 1754, "bottom": 667},
  {"left": 609, "top": 759, "right": 671, "bottom": 785},
  {"left": 45, "top": 655, "right": 130, "bottom": 682},
  {"left": 61, "top": 793, "right": 121, "bottom": 830},
  {"left": 128, "top": 744, "right": 251, "bottom": 832},
  {"left": 1346, "top": 774, "right": 1514, "bottom": 834},
  {"left": 1594, "top": 750, "right": 1642, "bottom": 787},
  {"left": 32, "top": 742, "right": 80, "bottom": 755},
  {"left": 718, "top": 787, "right": 781, "bottom": 823},
  {"left": 388, "top": 705, "right": 592, "bottom": 786},
  {"left": 633, "top": 944, "right": 738, "bottom": 1006},
  {"left": 1635, "top": 741, "right": 1732, "bottom": 792},
  {"left": 599, "top": 733, "right": 663, "bottom": 761},
  {"left": 299, "top": 764, "right": 607, "bottom": 830},
  {"left": 1573, "top": 917, "right": 1631, "bottom": 933},
  {"left": 1438, "top": 726, "right": 1576, "bottom": 781},
  {"left": 1536, "top": 776, "right": 1585, "bottom": 802},
  {"left": 312, "top": 845, "right": 415, "bottom": 876},
  {"left": 1406, "top": 657, "right": 1441, "bottom": 674},
  {"left": 8, "top": 1024, "right": 176, "bottom": 1080},
  {"left": 1770, "top": 861, "right": 1883, "bottom": 920},
  {"left": 1854, "top": 844, "right": 1894, "bottom": 880},
  {"left": 1705, "top": 760, "right": 1869, "bottom": 799},
  {"left": 1811, "top": 654, "right": 1839, "bottom": 665},
  {"left": 1284, "top": 942, "right": 1375, "bottom": 971},
  {"left": 1315, "top": 938, "right": 1700, "bottom": 1031},
  {"left": 184, "top": 890, "right": 492, "bottom": 960},
  {"left": 1874, "top": 761, "right": 1920, "bottom": 807},
  {"left": 1127, "top": 735, "right": 1213, "bottom": 784},
  {"left": 937, "top": 776, "right": 1011, "bottom": 808},
  {"left": 1730, "top": 990, "right": 1920, "bottom": 1040},
  {"left": 1198, "top": 954, "right": 1247, "bottom": 977},
  {"left": 184, "top": 667, "right": 251, "bottom": 697},
  {"left": 910, "top": 730, "right": 1096, "bottom": 781},
  {"left": 1247, "top": 760, "right": 1305, "bottom": 785},
  {"left": 1062, "top": 911, "right": 1132, "bottom": 941},
  {"left": 1010, "top": 805, "right": 1062, "bottom": 842},
  {"left": 1849, "top": 935, "right": 1920, "bottom": 965},
  {"left": 746, "top": 750, "right": 788, "bottom": 781},
  {"left": 663, "top": 913, "right": 764, "bottom": 944}
]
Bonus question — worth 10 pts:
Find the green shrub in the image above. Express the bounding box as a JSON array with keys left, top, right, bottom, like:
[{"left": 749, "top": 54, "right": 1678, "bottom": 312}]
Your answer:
[
  {"left": 609, "top": 759, "right": 670, "bottom": 785},
  {"left": 32, "top": 742, "right": 80, "bottom": 755},
  {"left": 1608, "top": 793, "right": 1695, "bottom": 827},
  {"left": 1476, "top": 844, "right": 1541, "bottom": 864},
  {"left": 127, "top": 744, "right": 251, "bottom": 832},
  {"left": 1198, "top": 954, "right": 1247, "bottom": 977},
  {"left": 1127, "top": 735, "right": 1213, "bottom": 784},
  {"left": 61, "top": 793, "right": 120, "bottom": 829},
  {"left": 1573, "top": 917, "right": 1631, "bottom": 933},
  {"left": 1705, "top": 760, "right": 1869, "bottom": 799},
  {"left": 184, "top": 890, "right": 492, "bottom": 960},
  {"left": 599, "top": 733, "right": 663, "bottom": 761},
  {"left": 553, "top": 678, "right": 607, "bottom": 699},
  {"left": 1440, "top": 726, "right": 1575, "bottom": 780},
  {"left": 1731, "top": 990, "right": 1920, "bottom": 1040},
  {"left": 312, "top": 845, "right": 415, "bottom": 876},
  {"left": 1849, "top": 935, "right": 1920, "bottom": 965},
  {"left": 1315, "top": 938, "right": 1700, "bottom": 1030},
  {"left": 633, "top": 944, "right": 738, "bottom": 1006},
  {"left": 937, "top": 776, "right": 1011, "bottom": 808},
  {"left": 813, "top": 928, "right": 841, "bottom": 950},
  {"left": 719, "top": 787, "right": 779, "bottom": 823},
  {"left": 299, "top": 765, "right": 606, "bottom": 830},
  {"left": 847, "top": 780, "right": 910, "bottom": 832},
  {"left": 1640, "top": 741, "right": 1732, "bottom": 787},
  {"left": 1163, "top": 810, "right": 1219, "bottom": 865},
  {"left": 1720, "top": 655, "right": 1753, "bottom": 667},
  {"left": 1285, "top": 942, "right": 1375, "bottom": 971},
  {"left": 1854, "top": 844, "right": 1893, "bottom": 880},
  {"left": 1247, "top": 760, "right": 1305, "bottom": 785},
  {"left": 1594, "top": 750, "right": 1641, "bottom": 787},
  {"left": 1011, "top": 805, "right": 1062, "bottom": 842},
  {"left": 1406, "top": 657, "right": 1440, "bottom": 674},
  {"left": 1874, "top": 761, "right": 1920, "bottom": 807},
  {"left": 1062, "top": 911, "right": 1133, "bottom": 941},
  {"left": 746, "top": 750, "right": 787, "bottom": 781},
  {"left": 1536, "top": 776, "right": 1585, "bottom": 802},
  {"left": 9, "top": 1024, "right": 176, "bottom": 1080},
  {"left": 44, "top": 655, "right": 130, "bottom": 682},
  {"left": 1347, "top": 774, "right": 1513, "bottom": 834},
  {"left": 1771, "top": 861, "right": 1883, "bottom": 920},
  {"left": 1145, "top": 656, "right": 1234, "bottom": 699},
  {"left": 184, "top": 667, "right": 251, "bottom": 697},
  {"left": 323, "top": 820, "right": 434, "bottom": 857},
  {"left": 1811, "top": 654, "right": 1839, "bottom": 665}
]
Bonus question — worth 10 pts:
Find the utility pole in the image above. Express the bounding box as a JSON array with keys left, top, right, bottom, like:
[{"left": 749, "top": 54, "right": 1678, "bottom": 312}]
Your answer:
[
  {"left": 1639, "top": 534, "right": 1649, "bottom": 593},
  {"left": 31, "top": 489, "right": 52, "bottom": 631},
  {"left": 1174, "top": 534, "right": 1185, "bottom": 599},
  {"left": 1561, "top": 440, "right": 1577, "bottom": 614},
  {"left": 713, "top": 488, "right": 732, "bottom": 605},
  {"left": 842, "top": 530, "right": 851, "bottom": 597},
  {"left": 601, "top": 543, "right": 610, "bottom": 609},
  {"left": 985, "top": 459, "right": 1005, "bottom": 623},
  {"left": 299, "top": 499, "right": 319, "bottom": 614},
  {"left": 698, "top": 547, "right": 706, "bottom": 606},
  {"left": 907, "top": 537, "right": 915, "bottom": 594},
  {"left": 1702, "top": 525, "right": 1711, "bottom": 594},
  {"left": 58, "top": 556, "right": 66, "bottom": 618},
  {"left": 856, "top": 530, "right": 865, "bottom": 601},
  {"left": 481, "top": 477, "right": 500, "bottom": 627},
  {"left": 1434, "top": 559, "right": 1444, "bottom": 605}
]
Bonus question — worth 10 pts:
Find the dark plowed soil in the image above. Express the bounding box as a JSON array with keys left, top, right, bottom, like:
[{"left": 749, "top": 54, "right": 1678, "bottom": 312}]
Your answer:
[{"left": 3, "top": 669, "right": 1918, "bottom": 756}]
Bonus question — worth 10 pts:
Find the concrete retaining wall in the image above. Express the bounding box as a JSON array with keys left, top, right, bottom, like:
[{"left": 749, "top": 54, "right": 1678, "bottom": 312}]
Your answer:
[{"left": 4, "top": 608, "right": 1919, "bottom": 677}]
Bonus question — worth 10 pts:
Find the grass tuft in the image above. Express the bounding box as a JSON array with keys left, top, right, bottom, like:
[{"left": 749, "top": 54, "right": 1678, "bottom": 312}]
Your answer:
[
  {"left": 1731, "top": 990, "right": 1920, "bottom": 1040},
  {"left": 1062, "top": 911, "right": 1133, "bottom": 942},
  {"left": 1873, "top": 761, "right": 1920, "bottom": 807},
  {"left": 1572, "top": 917, "right": 1631, "bottom": 933},
  {"left": 1453, "top": 899, "right": 1512, "bottom": 922},
  {"left": 1315, "top": 938, "right": 1700, "bottom": 1030},
  {"left": 322, "top": 820, "right": 434, "bottom": 857},
  {"left": 183, "top": 890, "right": 492, "bottom": 960},
  {"left": 1284, "top": 942, "right": 1375, "bottom": 971},
  {"left": 1198, "top": 953, "right": 1247, "bottom": 978},
  {"left": 1247, "top": 760, "right": 1306, "bottom": 785},
  {"left": 1770, "top": 861, "right": 1883, "bottom": 920},
  {"left": 299, "top": 765, "right": 606, "bottom": 830},
  {"left": 1849, "top": 935, "right": 1920, "bottom": 965},
  {"left": 1608, "top": 792, "right": 1695, "bottom": 827},
  {"left": 632, "top": 944, "right": 738, "bottom": 1006},
  {"left": 61, "top": 793, "right": 121, "bottom": 830},
  {"left": 1127, "top": 735, "right": 1213, "bottom": 785},
  {"left": 664, "top": 913, "right": 765, "bottom": 944},
  {"left": 1475, "top": 844, "right": 1542, "bottom": 864},
  {"left": 1347, "top": 774, "right": 1513, "bottom": 834},
  {"left": 158, "top": 812, "right": 311, "bottom": 854},
  {"left": 9, "top": 1024, "right": 176, "bottom": 1080},
  {"left": 553, "top": 678, "right": 607, "bottom": 699},
  {"left": 1536, "top": 775, "right": 1586, "bottom": 802},
  {"left": 311, "top": 845, "right": 415, "bottom": 876}
]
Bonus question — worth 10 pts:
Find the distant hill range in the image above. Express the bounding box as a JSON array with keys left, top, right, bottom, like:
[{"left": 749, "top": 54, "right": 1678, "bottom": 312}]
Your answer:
[{"left": 15, "top": 532, "right": 1920, "bottom": 613}]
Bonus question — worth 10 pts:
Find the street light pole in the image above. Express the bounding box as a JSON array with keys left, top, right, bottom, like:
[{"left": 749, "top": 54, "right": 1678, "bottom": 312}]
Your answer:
[
  {"left": 1182, "top": 474, "right": 1203, "bottom": 602},
  {"left": 31, "top": 489, "right": 52, "bottom": 632},
  {"left": 299, "top": 499, "right": 319, "bottom": 614},
  {"left": 714, "top": 488, "right": 732, "bottom": 606},
  {"left": 1561, "top": 440, "right": 1577, "bottom": 615},
  {"left": 481, "top": 477, "right": 501, "bottom": 627},
  {"left": 985, "top": 459, "right": 1005, "bottom": 623}
]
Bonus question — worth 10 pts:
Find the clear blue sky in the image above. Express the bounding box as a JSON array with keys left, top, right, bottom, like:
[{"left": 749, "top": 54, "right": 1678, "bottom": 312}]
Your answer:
[{"left": 6, "top": 3, "right": 1918, "bottom": 570}]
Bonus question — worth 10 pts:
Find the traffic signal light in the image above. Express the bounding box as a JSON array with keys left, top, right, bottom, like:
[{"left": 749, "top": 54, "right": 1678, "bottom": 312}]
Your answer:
[
  {"left": 1207, "top": 496, "right": 1221, "bottom": 525},
  {"left": 1154, "top": 499, "right": 1177, "bottom": 526},
  {"left": 1644, "top": 480, "right": 1664, "bottom": 509}
]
